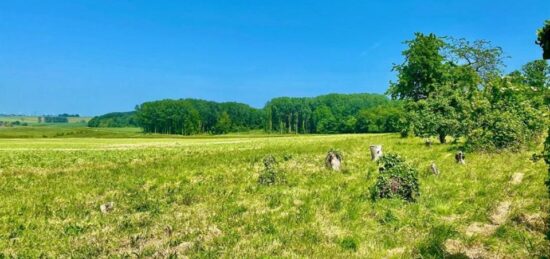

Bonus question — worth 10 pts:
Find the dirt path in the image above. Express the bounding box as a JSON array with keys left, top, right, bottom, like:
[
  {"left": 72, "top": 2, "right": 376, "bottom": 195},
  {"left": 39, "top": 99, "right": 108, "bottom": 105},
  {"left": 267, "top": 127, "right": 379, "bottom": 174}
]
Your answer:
[{"left": 444, "top": 172, "right": 524, "bottom": 257}]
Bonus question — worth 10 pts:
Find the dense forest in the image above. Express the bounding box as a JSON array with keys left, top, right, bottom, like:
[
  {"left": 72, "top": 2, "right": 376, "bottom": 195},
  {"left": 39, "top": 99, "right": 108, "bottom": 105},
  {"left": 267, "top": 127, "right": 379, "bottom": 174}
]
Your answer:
[
  {"left": 89, "top": 93, "right": 402, "bottom": 135},
  {"left": 134, "top": 99, "right": 265, "bottom": 135},
  {"left": 88, "top": 112, "right": 137, "bottom": 128},
  {"left": 264, "top": 93, "right": 402, "bottom": 134}
]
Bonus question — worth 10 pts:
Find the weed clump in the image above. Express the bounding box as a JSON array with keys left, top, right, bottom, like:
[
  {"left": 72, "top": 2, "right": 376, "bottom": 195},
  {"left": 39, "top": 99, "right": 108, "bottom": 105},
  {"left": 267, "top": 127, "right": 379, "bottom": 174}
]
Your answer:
[
  {"left": 340, "top": 236, "right": 358, "bottom": 251},
  {"left": 372, "top": 153, "right": 419, "bottom": 202},
  {"left": 258, "top": 155, "right": 285, "bottom": 185}
]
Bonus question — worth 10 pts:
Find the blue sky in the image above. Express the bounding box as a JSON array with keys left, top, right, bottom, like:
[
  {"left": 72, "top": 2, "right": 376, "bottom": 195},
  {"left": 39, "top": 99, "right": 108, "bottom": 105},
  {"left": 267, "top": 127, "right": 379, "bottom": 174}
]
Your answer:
[{"left": 1, "top": 1, "right": 549, "bottom": 115}]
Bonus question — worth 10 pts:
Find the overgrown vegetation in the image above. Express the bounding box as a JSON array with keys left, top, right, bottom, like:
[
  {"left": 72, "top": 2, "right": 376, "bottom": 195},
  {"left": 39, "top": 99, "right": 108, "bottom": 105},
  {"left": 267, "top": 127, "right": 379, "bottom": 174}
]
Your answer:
[
  {"left": 258, "top": 155, "right": 285, "bottom": 185},
  {"left": 372, "top": 153, "right": 420, "bottom": 202}
]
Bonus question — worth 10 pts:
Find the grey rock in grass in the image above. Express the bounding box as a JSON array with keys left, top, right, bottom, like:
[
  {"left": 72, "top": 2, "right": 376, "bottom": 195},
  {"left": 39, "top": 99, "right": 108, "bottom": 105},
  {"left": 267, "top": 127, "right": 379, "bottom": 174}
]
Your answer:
[
  {"left": 100, "top": 202, "right": 114, "bottom": 214},
  {"left": 429, "top": 162, "right": 439, "bottom": 175},
  {"left": 325, "top": 150, "right": 342, "bottom": 171},
  {"left": 370, "top": 145, "right": 382, "bottom": 161},
  {"left": 455, "top": 151, "right": 465, "bottom": 164}
]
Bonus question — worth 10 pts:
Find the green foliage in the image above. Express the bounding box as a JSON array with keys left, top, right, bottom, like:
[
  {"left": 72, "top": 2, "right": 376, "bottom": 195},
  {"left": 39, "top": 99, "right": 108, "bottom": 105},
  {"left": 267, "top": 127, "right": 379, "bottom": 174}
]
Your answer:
[
  {"left": 355, "top": 102, "right": 403, "bottom": 133},
  {"left": 376, "top": 152, "right": 405, "bottom": 171},
  {"left": 340, "top": 236, "right": 358, "bottom": 251},
  {"left": 213, "top": 112, "right": 232, "bottom": 134},
  {"left": 88, "top": 112, "right": 137, "bottom": 128},
  {"left": 373, "top": 153, "right": 419, "bottom": 202},
  {"left": 388, "top": 33, "right": 447, "bottom": 101},
  {"left": 403, "top": 81, "right": 473, "bottom": 143},
  {"left": 536, "top": 20, "right": 550, "bottom": 59},
  {"left": 392, "top": 32, "right": 546, "bottom": 149},
  {"left": 131, "top": 93, "right": 401, "bottom": 136},
  {"left": 464, "top": 77, "right": 547, "bottom": 151},
  {"left": 264, "top": 93, "right": 398, "bottom": 134},
  {"left": 446, "top": 37, "right": 505, "bottom": 81},
  {"left": 258, "top": 155, "right": 285, "bottom": 185},
  {"left": 135, "top": 99, "right": 264, "bottom": 135}
]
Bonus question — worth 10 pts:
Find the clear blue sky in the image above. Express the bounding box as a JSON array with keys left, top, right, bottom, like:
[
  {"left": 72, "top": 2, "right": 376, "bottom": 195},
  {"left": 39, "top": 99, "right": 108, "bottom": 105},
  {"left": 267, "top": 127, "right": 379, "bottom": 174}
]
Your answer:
[{"left": 1, "top": 1, "right": 549, "bottom": 115}]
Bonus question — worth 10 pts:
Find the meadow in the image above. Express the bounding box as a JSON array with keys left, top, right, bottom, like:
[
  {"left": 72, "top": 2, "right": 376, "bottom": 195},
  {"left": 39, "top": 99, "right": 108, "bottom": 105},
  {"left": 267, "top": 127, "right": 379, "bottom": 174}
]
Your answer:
[{"left": 0, "top": 129, "right": 548, "bottom": 257}]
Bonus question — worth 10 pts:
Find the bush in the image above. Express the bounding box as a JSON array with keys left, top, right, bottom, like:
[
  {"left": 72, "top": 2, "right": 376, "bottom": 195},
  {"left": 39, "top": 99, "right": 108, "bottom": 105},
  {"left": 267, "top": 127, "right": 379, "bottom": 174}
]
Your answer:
[
  {"left": 464, "top": 77, "right": 546, "bottom": 151},
  {"left": 258, "top": 155, "right": 285, "bottom": 185},
  {"left": 377, "top": 153, "right": 405, "bottom": 171},
  {"left": 340, "top": 236, "right": 358, "bottom": 251},
  {"left": 372, "top": 153, "right": 419, "bottom": 202}
]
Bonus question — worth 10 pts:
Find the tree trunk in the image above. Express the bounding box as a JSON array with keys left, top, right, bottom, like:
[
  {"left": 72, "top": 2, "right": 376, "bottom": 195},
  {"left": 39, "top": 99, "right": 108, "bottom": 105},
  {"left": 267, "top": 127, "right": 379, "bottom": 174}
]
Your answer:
[{"left": 288, "top": 113, "right": 292, "bottom": 133}]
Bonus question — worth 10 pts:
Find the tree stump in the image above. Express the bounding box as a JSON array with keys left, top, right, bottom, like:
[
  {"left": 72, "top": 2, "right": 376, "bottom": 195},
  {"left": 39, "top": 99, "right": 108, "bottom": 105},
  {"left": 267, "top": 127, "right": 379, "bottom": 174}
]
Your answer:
[
  {"left": 325, "top": 150, "right": 342, "bottom": 171},
  {"left": 370, "top": 145, "right": 383, "bottom": 161},
  {"left": 455, "top": 151, "right": 466, "bottom": 164}
]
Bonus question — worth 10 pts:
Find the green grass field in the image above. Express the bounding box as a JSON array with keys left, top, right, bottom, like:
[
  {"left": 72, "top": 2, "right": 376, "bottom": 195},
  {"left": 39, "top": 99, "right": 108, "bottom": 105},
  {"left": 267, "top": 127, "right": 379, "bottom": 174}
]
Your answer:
[{"left": 0, "top": 130, "right": 548, "bottom": 257}]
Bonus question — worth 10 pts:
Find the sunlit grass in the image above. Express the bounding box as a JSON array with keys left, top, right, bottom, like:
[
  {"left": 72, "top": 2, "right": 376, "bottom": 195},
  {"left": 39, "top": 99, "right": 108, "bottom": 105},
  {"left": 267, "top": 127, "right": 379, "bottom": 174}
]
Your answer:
[{"left": 0, "top": 133, "right": 548, "bottom": 257}]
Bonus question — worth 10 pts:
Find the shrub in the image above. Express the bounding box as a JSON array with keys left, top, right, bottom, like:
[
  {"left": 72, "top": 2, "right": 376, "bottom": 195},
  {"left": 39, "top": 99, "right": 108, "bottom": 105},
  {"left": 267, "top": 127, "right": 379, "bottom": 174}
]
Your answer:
[
  {"left": 377, "top": 153, "right": 405, "bottom": 171},
  {"left": 464, "top": 77, "right": 546, "bottom": 151},
  {"left": 258, "top": 155, "right": 285, "bottom": 185},
  {"left": 373, "top": 153, "right": 419, "bottom": 202},
  {"left": 340, "top": 236, "right": 358, "bottom": 251}
]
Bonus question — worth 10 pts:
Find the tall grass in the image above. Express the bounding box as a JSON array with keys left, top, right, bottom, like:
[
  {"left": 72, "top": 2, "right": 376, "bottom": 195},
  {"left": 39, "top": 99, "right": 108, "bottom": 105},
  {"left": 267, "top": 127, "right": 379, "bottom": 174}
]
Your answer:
[{"left": 0, "top": 133, "right": 547, "bottom": 257}]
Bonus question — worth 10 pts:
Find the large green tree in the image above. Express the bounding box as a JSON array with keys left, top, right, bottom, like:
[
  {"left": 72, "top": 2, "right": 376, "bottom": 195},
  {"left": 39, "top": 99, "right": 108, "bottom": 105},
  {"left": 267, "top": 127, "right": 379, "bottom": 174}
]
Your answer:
[
  {"left": 389, "top": 33, "right": 481, "bottom": 143},
  {"left": 537, "top": 20, "right": 550, "bottom": 59},
  {"left": 388, "top": 33, "right": 447, "bottom": 101}
]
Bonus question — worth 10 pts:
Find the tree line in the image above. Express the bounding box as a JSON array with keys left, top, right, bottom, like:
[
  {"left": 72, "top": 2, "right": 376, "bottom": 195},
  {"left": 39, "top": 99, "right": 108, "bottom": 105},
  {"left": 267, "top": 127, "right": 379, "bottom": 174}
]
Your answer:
[
  {"left": 264, "top": 93, "right": 402, "bottom": 134},
  {"left": 89, "top": 93, "right": 403, "bottom": 135},
  {"left": 88, "top": 112, "right": 138, "bottom": 128},
  {"left": 133, "top": 99, "right": 264, "bottom": 135}
]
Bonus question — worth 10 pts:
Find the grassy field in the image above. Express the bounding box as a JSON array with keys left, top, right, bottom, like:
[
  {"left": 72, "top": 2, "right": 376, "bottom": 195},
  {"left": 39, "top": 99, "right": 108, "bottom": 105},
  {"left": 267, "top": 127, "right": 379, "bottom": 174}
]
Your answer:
[{"left": 0, "top": 132, "right": 548, "bottom": 257}]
